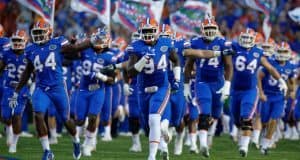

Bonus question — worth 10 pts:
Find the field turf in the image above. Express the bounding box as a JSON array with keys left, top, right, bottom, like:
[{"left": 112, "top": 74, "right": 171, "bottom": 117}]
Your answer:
[{"left": 0, "top": 127, "right": 300, "bottom": 160}]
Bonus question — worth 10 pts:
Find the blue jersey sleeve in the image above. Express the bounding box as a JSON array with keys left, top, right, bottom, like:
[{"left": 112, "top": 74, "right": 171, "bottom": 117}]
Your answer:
[{"left": 53, "top": 36, "right": 69, "bottom": 46}]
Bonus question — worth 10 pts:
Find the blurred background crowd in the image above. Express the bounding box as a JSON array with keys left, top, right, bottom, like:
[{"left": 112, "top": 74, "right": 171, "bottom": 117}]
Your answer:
[{"left": 1, "top": 0, "right": 300, "bottom": 53}]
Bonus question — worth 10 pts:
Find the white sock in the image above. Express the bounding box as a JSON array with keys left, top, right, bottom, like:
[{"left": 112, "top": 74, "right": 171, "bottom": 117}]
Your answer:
[
  {"left": 132, "top": 133, "right": 141, "bottom": 145},
  {"left": 222, "top": 115, "right": 230, "bottom": 133},
  {"left": 39, "top": 136, "right": 50, "bottom": 151},
  {"left": 231, "top": 125, "right": 238, "bottom": 137},
  {"left": 92, "top": 128, "right": 98, "bottom": 146},
  {"left": 104, "top": 125, "right": 111, "bottom": 137},
  {"left": 12, "top": 134, "right": 20, "bottom": 145},
  {"left": 148, "top": 114, "right": 161, "bottom": 159},
  {"left": 190, "top": 132, "right": 197, "bottom": 149},
  {"left": 208, "top": 121, "right": 217, "bottom": 146},
  {"left": 49, "top": 128, "right": 57, "bottom": 138},
  {"left": 240, "top": 136, "right": 250, "bottom": 150},
  {"left": 198, "top": 130, "right": 208, "bottom": 148},
  {"left": 85, "top": 130, "right": 96, "bottom": 146},
  {"left": 76, "top": 126, "right": 83, "bottom": 138},
  {"left": 6, "top": 125, "right": 13, "bottom": 144},
  {"left": 297, "top": 122, "right": 300, "bottom": 132},
  {"left": 251, "top": 129, "right": 260, "bottom": 144}
]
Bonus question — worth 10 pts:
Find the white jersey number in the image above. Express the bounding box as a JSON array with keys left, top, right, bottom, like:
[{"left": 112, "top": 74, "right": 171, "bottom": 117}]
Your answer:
[
  {"left": 144, "top": 54, "right": 167, "bottom": 74},
  {"left": 7, "top": 64, "right": 26, "bottom": 79},
  {"left": 235, "top": 56, "right": 257, "bottom": 74},
  {"left": 34, "top": 52, "right": 56, "bottom": 72}
]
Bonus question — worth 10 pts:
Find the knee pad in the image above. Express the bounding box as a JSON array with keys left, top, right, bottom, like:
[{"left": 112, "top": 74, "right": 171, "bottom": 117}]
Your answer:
[
  {"left": 129, "top": 117, "right": 140, "bottom": 134},
  {"left": 241, "top": 118, "right": 253, "bottom": 131},
  {"left": 198, "top": 114, "right": 212, "bottom": 130}
]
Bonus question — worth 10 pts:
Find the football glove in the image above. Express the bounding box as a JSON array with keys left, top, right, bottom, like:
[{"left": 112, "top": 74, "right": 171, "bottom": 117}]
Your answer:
[{"left": 184, "top": 83, "right": 192, "bottom": 102}]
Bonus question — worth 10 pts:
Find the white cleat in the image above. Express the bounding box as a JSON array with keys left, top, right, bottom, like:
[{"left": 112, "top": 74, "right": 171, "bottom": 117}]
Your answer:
[
  {"left": 20, "top": 132, "right": 33, "bottom": 138},
  {"left": 101, "top": 135, "right": 112, "bottom": 142},
  {"left": 82, "top": 145, "right": 92, "bottom": 157},
  {"left": 49, "top": 137, "right": 58, "bottom": 144},
  {"left": 200, "top": 146, "right": 209, "bottom": 158},
  {"left": 129, "top": 143, "right": 142, "bottom": 152},
  {"left": 8, "top": 144, "right": 16, "bottom": 153},
  {"left": 190, "top": 145, "right": 199, "bottom": 154}
]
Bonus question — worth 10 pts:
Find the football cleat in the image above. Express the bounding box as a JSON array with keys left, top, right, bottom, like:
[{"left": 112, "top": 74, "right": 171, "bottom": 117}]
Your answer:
[
  {"left": 239, "top": 148, "right": 248, "bottom": 157},
  {"left": 73, "top": 142, "right": 81, "bottom": 159},
  {"left": 42, "top": 150, "right": 54, "bottom": 160},
  {"left": 129, "top": 143, "right": 142, "bottom": 152},
  {"left": 8, "top": 143, "right": 16, "bottom": 153},
  {"left": 200, "top": 146, "right": 210, "bottom": 158}
]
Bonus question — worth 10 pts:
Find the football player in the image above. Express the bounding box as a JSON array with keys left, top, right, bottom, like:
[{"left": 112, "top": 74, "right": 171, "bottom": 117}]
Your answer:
[
  {"left": 229, "top": 28, "right": 287, "bottom": 157},
  {"left": 126, "top": 18, "right": 181, "bottom": 160},
  {"left": 123, "top": 32, "right": 142, "bottom": 152},
  {"left": 75, "top": 28, "right": 116, "bottom": 156},
  {"left": 0, "top": 24, "right": 10, "bottom": 139},
  {"left": 184, "top": 17, "right": 233, "bottom": 157},
  {"left": 9, "top": 20, "right": 100, "bottom": 160},
  {"left": 258, "top": 42, "right": 297, "bottom": 154},
  {"left": 0, "top": 29, "right": 29, "bottom": 153},
  {"left": 251, "top": 37, "right": 276, "bottom": 148}
]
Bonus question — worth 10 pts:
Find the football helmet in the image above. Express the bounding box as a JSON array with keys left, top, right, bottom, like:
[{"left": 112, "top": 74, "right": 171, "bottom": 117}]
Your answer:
[
  {"left": 0, "top": 24, "right": 4, "bottom": 37},
  {"left": 201, "top": 17, "right": 219, "bottom": 41},
  {"left": 112, "top": 37, "right": 127, "bottom": 51},
  {"left": 262, "top": 38, "right": 276, "bottom": 57},
  {"left": 159, "top": 24, "right": 172, "bottom": 37},
  {"left": 238, "top": 28, "right": 257, "bottom": 48},
  {"left": 254, "top": 32, "right": 264, "bottom": 47},
  {"left": 275, "top": 42, "right": 291, "bottom": 61},
  {"left": 91, "top": 27, "right": 110, "bottom": 49},
  {"left": 31, "top": 20, "right": 52, "bottom": 44},
  {"left": 139, "top": 18, "right": 159, "bottom": 43},
  {"left": 11, "top": 29, "right": 27, "bottom": 50}
]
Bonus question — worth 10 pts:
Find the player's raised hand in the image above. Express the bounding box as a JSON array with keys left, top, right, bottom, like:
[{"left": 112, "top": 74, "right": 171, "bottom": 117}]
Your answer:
[
  {"left": 8, "top": 92, "right": 18, "bottom": 110},
  {"left": 123, "top": 83, "right": 134, "bottom": 96},
  {"left": 184, "top": 83, "right": 192, "bottom": 102}
]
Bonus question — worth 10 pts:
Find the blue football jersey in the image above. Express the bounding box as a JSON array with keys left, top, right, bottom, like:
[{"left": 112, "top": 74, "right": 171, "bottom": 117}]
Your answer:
[
  {"left": 167, "top": 38, "right": 185, "bottom": 84},
  {"left": 79, "top": 48, "right": 117, "bottom": 89},
  {"left": 1, "top": 48, "right": 27, "bottom": 87},
  {"left": 71, "top": 60, "right": 82, "bottom": 87},
  {"left": 0, "top": 37, "right": 10, "bottom": 86},
  {"left": 262, "top": 60, "right": 296, "bottom": 94},
  {"left": 127, "top": 37, "right": 174, "bottom": 88},
  {"left": 188, "top": 36, "right": 229, "bottom": 83},
  {"left": 25, "top": 36, "right": 69, "bottom": 87},
  {"left": 231, "top": 43, "right": 264, "bottom": 90}
]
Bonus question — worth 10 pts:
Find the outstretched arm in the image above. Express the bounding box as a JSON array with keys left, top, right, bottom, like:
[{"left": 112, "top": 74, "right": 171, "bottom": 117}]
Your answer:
[
  {"left": 184, "top": 49, "right": 219, "bottom": 58},
  {"left": 15, "top": 61, "right": 34, "bottom": 93},
  {"left": 127, "top": 54, "right": 146, "bottom": 78},
  {"left": 61, "top": 39, "right": 92, "bottom": 55},
  {"left": 261, "top": 57, "right": 280, "bottom": 80}
]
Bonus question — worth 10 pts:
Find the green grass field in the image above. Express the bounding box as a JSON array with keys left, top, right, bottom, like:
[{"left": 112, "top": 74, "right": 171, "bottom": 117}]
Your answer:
[{"left": 0, "top": 128, "right": 300, "bottom": 160}]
